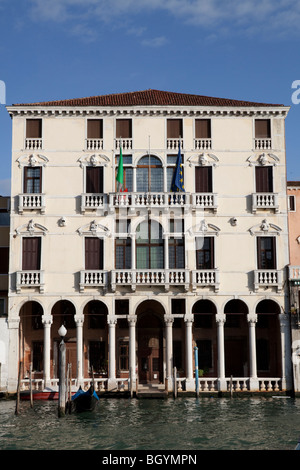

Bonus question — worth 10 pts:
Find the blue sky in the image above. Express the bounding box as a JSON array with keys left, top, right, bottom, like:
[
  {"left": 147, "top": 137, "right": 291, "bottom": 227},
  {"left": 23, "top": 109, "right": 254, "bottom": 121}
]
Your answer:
[{"left": 0, "top": 0, "right": 300, "bottom": 195}]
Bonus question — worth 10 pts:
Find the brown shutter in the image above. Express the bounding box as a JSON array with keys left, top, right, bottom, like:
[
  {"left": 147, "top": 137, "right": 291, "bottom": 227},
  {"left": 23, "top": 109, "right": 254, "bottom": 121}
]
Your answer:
[
  {"left": 86, "top": 167, "right": 103, "bottom": 193},
  {"left": 195, "top": 166, "right": 212, "bottom": 192},
  {"left": 116, "top": 119, "right": 132, "bottom": 138},
  {"left": 255, "top": 166, "right": 273, "bottom": 192},
  {"left": 167, "top": 119, "right": 183, "bottom": 138},
  {"left": 195, "top": 119, "right": 211, "bottom": 138},
  {"left": 255, "top": 119, "right": 270, "bottom": 138},
  {"left": 87, "top": 119, "right": 103, "bottom": 138},
  {"left": 26, "top": 119, "right": 42, "bottom": 138},
  {"left": 85, "top": 237, "right": 103, "bottom": 270},
  {"left": 22, "top": 237, "right": 41, "bottom": 270}
]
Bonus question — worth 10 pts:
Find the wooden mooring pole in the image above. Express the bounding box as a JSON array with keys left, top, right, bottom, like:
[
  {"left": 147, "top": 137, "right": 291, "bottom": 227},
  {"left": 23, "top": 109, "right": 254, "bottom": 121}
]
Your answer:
[
  {"left": 29, "top": 363, "right": 33, "bottom": 408},
  {"left": 58, "top": 325, "right": 67, "bottom": 417},
  {"left": 15, "top": 362, "right": 22, "bottom": 415},
  {"left": 173, "top": 366, "right": 177, "bottom": 398}
]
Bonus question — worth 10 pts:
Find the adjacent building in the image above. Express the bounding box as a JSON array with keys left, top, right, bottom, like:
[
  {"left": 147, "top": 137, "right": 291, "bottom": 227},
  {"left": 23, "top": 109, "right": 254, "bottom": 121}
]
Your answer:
[
  {"left": 5, "top": 89, "right": 292, "bottom": 395},
  {"left": 0, "top": 195, "right": 9, "bottom": 392}
]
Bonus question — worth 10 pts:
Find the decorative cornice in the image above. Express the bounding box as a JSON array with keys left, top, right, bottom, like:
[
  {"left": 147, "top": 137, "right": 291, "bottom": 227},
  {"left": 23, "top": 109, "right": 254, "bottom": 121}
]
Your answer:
[
  {"left": 77, "top": 220, "right": 111, "bottom": 237},
  {"left": 14, "top": 219, "right": 48, "bottom": 237},
  {"left": 247, "top": 152, "right": 280, "bottom": 166},
  {"left": 249, "top": 219, "right": 282, "bottom": 236},
  {"left": 78, "top": 154, "right": 110, "bottom": 168},
  {"left": 17, "top": 153, "right": 49, "bottom": 168}
]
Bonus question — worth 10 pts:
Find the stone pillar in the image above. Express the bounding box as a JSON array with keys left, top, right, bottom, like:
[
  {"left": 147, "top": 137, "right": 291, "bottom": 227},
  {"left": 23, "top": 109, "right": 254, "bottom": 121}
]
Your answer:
[
  {"left": 165, "top": 314, "right": 173, "bottom": 391},
  {"left": 128, "top": 315, "right": 137, "bottom": 388},
  {"left": 108, "top": 316, "right": 117, "bottom": 391},
  {"left": 7, "top": 317, "right": 20, "bottom": 394},
  {"left": 247, "top": 313, "right": 259, "bottom": 391},
  {"left": 216, "top": 313, "right": 226, "bottom": 391},
  {"left": 279, "top": 314, "right": 292, "bottom": 391},
  {"left": 164, "top": 236, "right": 169, "bottom": 270},
  {"left": 75, "top": 315, "right": 84, "bottom": 387},
  {"left": 42, "top": 315, "right": 52, "bottom": 388},
  {"left": 184, "top": 314, "right": 194, "bottom": 391}
]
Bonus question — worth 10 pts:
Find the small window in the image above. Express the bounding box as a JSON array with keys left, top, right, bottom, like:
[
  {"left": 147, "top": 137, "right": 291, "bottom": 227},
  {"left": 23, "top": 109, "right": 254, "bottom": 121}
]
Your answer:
[
  {"left": 255, "top": 166, "right": 273, "bottom": 193},
  {"left": 289, "top": 195, "right": 296, "bottom": 211},
  {"left": 87, "top": 119, "right": 103, "bottom": 139},
  {"left": 195, "top": 119, "right": 211, "bottom": 139},
  {"left": 195, "top": 166, "right": 212, "bottom": 193},
  {"left": 26, "top": 119, "right": 42, "bottom": 138},
  {"left": 86, "top": 166, "right": 103, "bottom": 193},
  {"left": 116, "top": 119, "right": 132, "bottom": 138},
  {"left": 167, "top": 119, "right": 183, "bottom": 138},
  {"left": 257, "top": 236, "right": 276, "bottom": 269},
  {"left": 255, "top": 119, "right": 271, "bottom": 139},
  {"left": 24, "top": 167, "right": 42, "bottom": 193},
  {"left": 22, "top": 237, "right": 41, "bottom": 270},
  {"left": 196, "top": 237, "right": 214, "bottom": 269},
  {"left": 85, "top": 237, "right": 103, "bottom": 270},
  {"left": 119, "top": 340, "right": 129, "bottom": 370}
]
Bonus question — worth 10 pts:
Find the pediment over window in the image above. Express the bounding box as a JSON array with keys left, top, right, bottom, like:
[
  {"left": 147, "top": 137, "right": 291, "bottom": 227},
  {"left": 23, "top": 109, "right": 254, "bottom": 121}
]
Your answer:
[
  {"left": 249, "top": 219, "right": 282, "bottom": 236},
  {"left": 78, "top": 154, "right": 110, "bottom": 168},
  {"left": 17, "top": 154, "right": 49, "bottom": 168},
  {"left": 187, "top": 153, "right": 219, "bottom": 167},
  {"left": 187, "top": 219, "right": 221, "bottom": 236},
  {"left": 77, "top": 220, "right": 111, "bottom": 237},
  {"left": 14, "top": 219, "right": 48, "bottom": 237},
  {"left": 247, "top": 152, "right": 279, "bottom": 167}
]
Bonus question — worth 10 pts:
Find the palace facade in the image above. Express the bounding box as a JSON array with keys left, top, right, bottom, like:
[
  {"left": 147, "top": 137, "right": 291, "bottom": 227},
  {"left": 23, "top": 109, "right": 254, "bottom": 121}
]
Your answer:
[{"left": 5, "top": 89, "right": 293, "bottom": 394}]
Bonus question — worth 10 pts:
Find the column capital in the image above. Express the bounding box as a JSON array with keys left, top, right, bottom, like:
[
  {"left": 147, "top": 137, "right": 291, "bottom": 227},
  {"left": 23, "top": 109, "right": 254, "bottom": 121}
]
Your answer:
[
  {"left": 127, "top": 314, "right": 137, "bottom": 325},
  {"left": 108, "top": 315, "right": 117, "bottom": 325},
  {"left": 42, "top": 315, "right": 53, "bottom": 326},
  {"left": 164, "top": 314, "right": 174, "bottom": 325},
  {"left": 184, "top": 314, "right": 194, "bottom": 324},
  {"left": 74, "top": 315, "right": 84, "bottom": 326},
  {"left": 247, "top": 313, "right": 258, "bottom": 324},
  {"left": 215, "top": 313, "right": 226, "bottom": 324}
]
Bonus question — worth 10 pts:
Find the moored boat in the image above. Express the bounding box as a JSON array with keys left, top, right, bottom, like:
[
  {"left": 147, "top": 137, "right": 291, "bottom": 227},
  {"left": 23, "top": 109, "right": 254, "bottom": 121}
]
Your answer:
[{"left": 70, "top": 385, "right": 99, "bottom": 412}]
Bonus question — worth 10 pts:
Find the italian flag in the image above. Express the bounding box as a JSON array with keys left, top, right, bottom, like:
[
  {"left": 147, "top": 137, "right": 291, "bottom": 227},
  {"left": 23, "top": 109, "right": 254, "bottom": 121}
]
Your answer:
[{"left": 116, "top": 145, "right": 127, "bottom": 192}]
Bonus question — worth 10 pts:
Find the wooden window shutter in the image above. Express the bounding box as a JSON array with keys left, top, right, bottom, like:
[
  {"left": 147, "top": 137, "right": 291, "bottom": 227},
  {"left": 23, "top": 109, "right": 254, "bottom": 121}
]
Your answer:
[
  {"left": 255, "top": 119, "right": 270, "bottom": 138},
  {"left": 195, "top": 119, "right": 211, "bottom": 138},
  {"left": 255, "top": 166, "right": 273, "bottom": 192},
  {"left": 167, "top": 119, "right": 183, "bottom": 138},
  {"left": 195, "top": 166, "right": 212, "bottom": 192},
  {"left": 86, "top": 167, "right": 103, "bottom": 193},
  {"left": 116, "top": 119, "right": 132, "bottom": 138},
  {"left": 26, "top": 119, "right": 42, "bottom": 138},
  {"left": 22, "top": 237, "right": 41, "bottom": 270},
  {"left": 87, "top": 119, "right": 103, "bottom": 139},
  {"left": 85, "top": 237, "right": 103, "bottom": 270}
]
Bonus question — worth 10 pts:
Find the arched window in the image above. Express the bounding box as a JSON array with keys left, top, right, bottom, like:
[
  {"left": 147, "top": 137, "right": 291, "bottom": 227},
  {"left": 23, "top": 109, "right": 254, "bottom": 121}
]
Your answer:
[
  {"left": 136, "top": 220, "right": 164, "bottom": 269},
  {"left": 137, "top": 156, "right": 163, "bottom": 192}
]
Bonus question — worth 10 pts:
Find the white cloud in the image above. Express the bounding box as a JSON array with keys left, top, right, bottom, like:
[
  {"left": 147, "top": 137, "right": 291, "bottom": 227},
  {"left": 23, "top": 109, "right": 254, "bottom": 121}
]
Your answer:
[{"left": 141, "top": 36, "right": 168, "bottom": 47}]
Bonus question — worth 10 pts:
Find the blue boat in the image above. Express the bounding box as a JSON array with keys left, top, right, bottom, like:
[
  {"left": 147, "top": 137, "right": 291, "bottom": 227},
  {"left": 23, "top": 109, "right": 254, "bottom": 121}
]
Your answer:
[{"left": 71, "top": 385, "right": 99, "bottom": 413}]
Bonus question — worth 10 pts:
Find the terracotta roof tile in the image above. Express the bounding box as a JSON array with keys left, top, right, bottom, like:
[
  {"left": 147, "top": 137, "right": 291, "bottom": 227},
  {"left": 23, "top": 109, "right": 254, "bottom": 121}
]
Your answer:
[{"left": 13, "top": 89, "right": 284, "bottom": 108}]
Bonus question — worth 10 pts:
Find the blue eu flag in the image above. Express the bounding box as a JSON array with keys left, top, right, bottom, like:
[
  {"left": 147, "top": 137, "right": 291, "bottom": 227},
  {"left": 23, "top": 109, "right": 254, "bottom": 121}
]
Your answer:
[{"left": 171, "top": 142, "right": 185, "bottom": 192}]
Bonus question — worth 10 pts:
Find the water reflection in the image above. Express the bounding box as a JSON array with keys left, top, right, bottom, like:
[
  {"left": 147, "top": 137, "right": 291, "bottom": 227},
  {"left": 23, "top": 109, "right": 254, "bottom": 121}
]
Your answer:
[{"left": 0, "top": 397, "right": 299, "bottom": 450}]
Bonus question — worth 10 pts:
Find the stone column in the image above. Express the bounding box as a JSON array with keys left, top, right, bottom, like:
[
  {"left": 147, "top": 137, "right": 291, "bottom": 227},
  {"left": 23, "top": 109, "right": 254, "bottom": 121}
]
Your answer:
[
  {"left": 247, "top": 313, "right": 259, "bottom": 391},
  {"left": 42, "top": 315, "right": 52, "bottom": 388},
  {"left": 216, "top": 313, "right": 226, "bottom": 391},
  {"left": 165, "top": 314, "right": 173, "bottom": 391},
  {"left": 184, "top": 314, "right": 194, "bottom": 391},
  {"left": 128, "top": 315, "right": 137, "bottom": 388},
  {"left": 75, "top": 315, "right": 84, "bottom": 387},
  {"left": 279, "top": 314, "right": 292, "bottom": 391},
  {"left": 108, "top": 316, "right": 117, "bottom": 391},
  {"left": 7, "top": 317, "right": 20, "bottom": 394}
]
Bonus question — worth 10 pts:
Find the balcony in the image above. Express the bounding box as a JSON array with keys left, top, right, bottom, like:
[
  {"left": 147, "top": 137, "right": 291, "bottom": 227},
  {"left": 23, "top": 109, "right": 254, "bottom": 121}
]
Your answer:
[
  {"left": 109, "top": 192, "right": 188, "bottom": 211},
  {"left": 111, "top": 269, "right": 190, "bottom": 292},
  {"left": 86, "top": 138, "right": 103, "bottom": 150},
  {"left": 255, "top": 138, "right": 272, "bottom": 150},
  {"left": 18, "top": 194, "right": 46, "bottom": 214},
  {"left": 254, "top": 269, "right": 282, "bottom": 292},
  {"left": 252, "top": 193, "right": 279, "bottom": 213},
  {"left": 115, "top": 138, "right": 132, "bottom": 150},
  {"left": 194, "top": 138, "right": 212, "bottom": 150},
  {"left": 167, "top": 138, "right": 183, "bottom": 151},
  {"left": 191, "top": 193, "right": 218, "bottom": 212},
  {"left": 16, "top": 271, "right": 44, "bottom": 293},
  {"left": 81, "top": 193, "right": 108, "bottom": 213},
  {"left": 25, "top": 138, "right": 42, "bottom": 150},
  {"left": 192, "top": 269, "right": 220, "bottom": 292},
  {"left": 79, "top": 270, "right": 108, "bottom": 292}
]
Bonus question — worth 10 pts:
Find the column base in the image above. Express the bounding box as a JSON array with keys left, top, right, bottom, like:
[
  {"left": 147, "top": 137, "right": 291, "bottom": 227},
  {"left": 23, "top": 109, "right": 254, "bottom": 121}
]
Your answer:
[
  {"left": 249, "top": 377, "right": 259, "bottom": 391},
  {"left": 185, "top": 378, "right": 195, "bottom": 392},
  {"left": 217, "top": 378, "right": 227, "bottom": 392},
  {"left": 107, "top": 378, "right": 118, "bottom": 392}
]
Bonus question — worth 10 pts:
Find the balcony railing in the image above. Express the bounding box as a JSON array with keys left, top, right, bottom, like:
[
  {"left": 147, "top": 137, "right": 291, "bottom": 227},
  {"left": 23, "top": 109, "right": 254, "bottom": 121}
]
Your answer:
[
  {"left": 16, "top": 271, "right": 44, "bottom": 293},
  {"left": 192, "top": 269, "right": 220, "bottom": 291},
  {"left": 86, "top": 138, "right": 103, "bottom": 150},
  {"left": 167, "top": 138, "right": 183, "bottom": 151},
  {"left": 252, "top": 193, "right": 279, "bottom": 213},
  {"left": 191, "top": 193, "right": 218, "bottom": 212},
  {"left": 79, "top": 270, "right": 108, "bottom": 292},
  {"left": 25, "top": 138, "right": 42, "bottom": 150},
  {"left": 110, "top": 192, "right": 188, "bottom": 210},
  {"left": 194, "top": 138, "right": 212, "bottom": 150},
  {"left": 111, "top": 269, "right": 190, "bottom": 291},
  {"left": 254, "top": 269, "right": 282, "bottom": 292},
  {"left": 255, "top": 138, "right": 272, "bottom": 150},
  {"left": 81, "top": 193, "right": 107, "bottom": 213},
  {"left": 115, "top": 138, "right": 132, "bottom": 150},
  {"left": 18, "top": 194, "right": 45, "bottom": 214}
]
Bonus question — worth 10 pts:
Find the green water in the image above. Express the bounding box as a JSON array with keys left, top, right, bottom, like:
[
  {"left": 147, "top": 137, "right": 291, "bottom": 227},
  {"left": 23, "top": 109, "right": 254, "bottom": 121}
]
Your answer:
[{"left": 0, "top": 397, "right": 299, "bottom": 450}]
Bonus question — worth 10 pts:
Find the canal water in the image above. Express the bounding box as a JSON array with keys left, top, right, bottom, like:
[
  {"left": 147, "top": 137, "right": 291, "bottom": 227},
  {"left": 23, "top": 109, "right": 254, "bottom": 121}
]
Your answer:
[{"left": 0, "top": 396, "right": 299, "bottom": 451}]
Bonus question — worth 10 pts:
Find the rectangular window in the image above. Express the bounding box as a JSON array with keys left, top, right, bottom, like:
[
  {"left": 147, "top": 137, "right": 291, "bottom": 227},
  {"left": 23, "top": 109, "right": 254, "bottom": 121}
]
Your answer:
[
  {"left": 289, "top": 195, "right": 296, "bottom": 211},
  {"left": 89, "top": 341, "right": 106, "bottom": 373},
  {"left": 85, "top": 237, "right": 103, "bottom": 270},
  {"left": 116, "top": 119, "right": 132, "bottom": 138},
  {"left": 119, "top": 340, "right": 129, "bottom": 370},
  {"left": 257, "top": 236, "right": 276, "bottom": 269},
  {"left": 22, "top": 237, "right": 41, "bottom": 270},
  {"left": 115, "top": 238, "right": 131, "bottom": 269},
  {"left": 24, "top": 167, "right": 42, "bottom": 193},
  {"left": 255, "top": 166, "right": 273, "bottom": 192},
  {"left": 195, "top": 166, "right": 212, "bottom": 193},
  {"left": 196, "top": 237, "right": 214, "bottom": 269},
  {"left": 26, "top": 119, "right": 42, "bottom": 138},
  {"left": 32, "top": 341, "right": 43, "bottom": 372},
  {"left": 255, "top": 119, "right": 271, "bottom": 138},
  {"left": 0, "top": 247, "right": 9, "bottom": 274},
  {"left": 167, "top": 119, "right": 183, "bottom": 138},
  {"left": 169, "top": 237, "right": 184, "bottom": 268},
  {"left": 86, "top": 166, "right": 103, "bottom": 193},
  {"left": 195, "top": 119, "right": 211, "bottom": 138},
  {"left": 0, "top": 298, "right": 6, "bottom": 316},
  {"left": 87, "top": 119, "right": 103, "bottom": 139}
]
